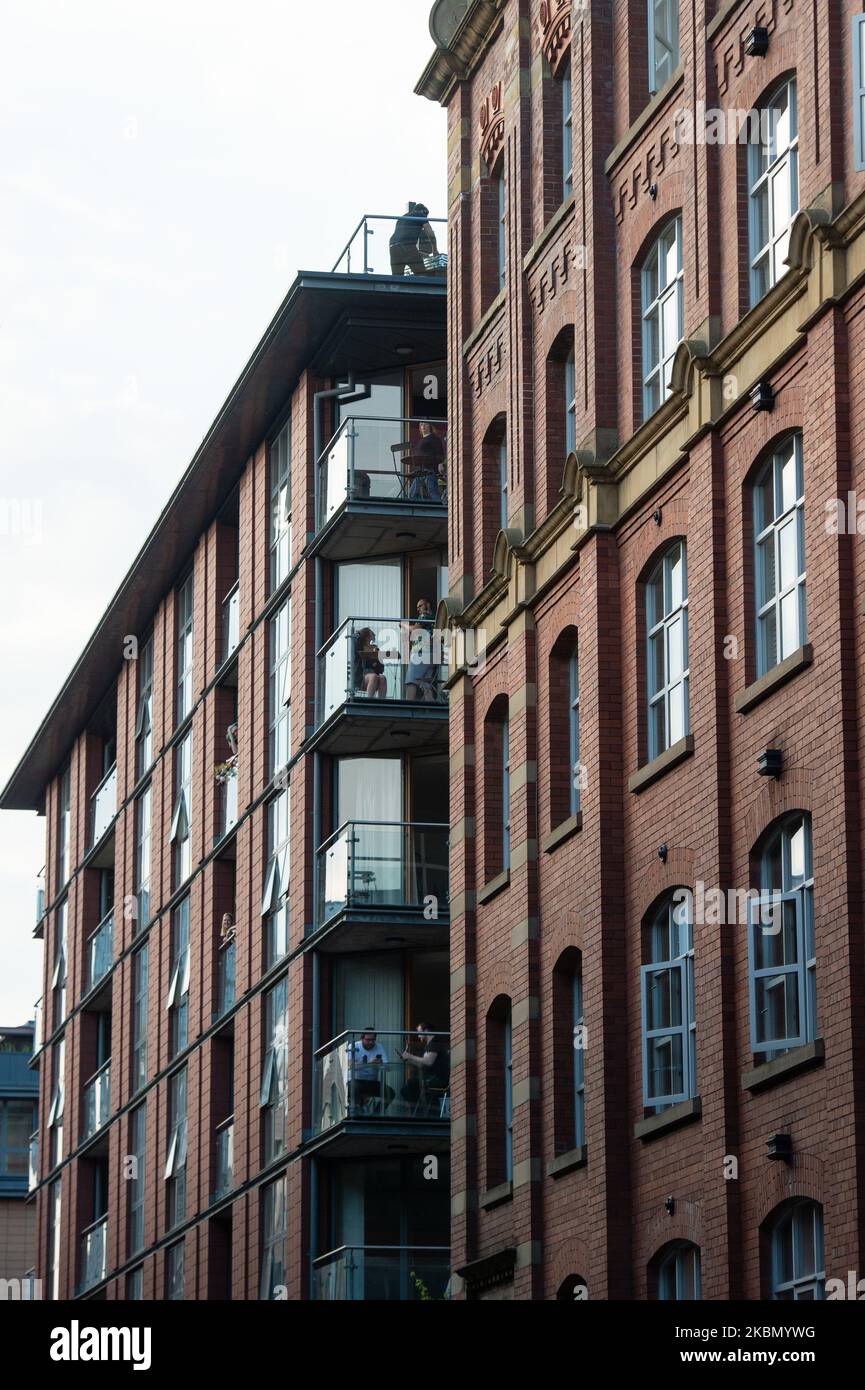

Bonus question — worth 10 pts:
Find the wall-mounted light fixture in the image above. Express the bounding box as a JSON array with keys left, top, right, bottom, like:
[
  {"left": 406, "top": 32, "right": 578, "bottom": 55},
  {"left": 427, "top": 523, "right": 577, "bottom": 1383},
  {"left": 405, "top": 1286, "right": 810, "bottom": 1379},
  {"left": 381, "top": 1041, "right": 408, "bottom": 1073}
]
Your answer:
[
  {"left": 751, "top": 380, "right": 775, "bottom": 413},
  {"left": 758, "top": 749, "right": 784, "bottom": 779},
  {"left": 745, "top": 26, "right": 769, "bottom": 57},
  {"left": 767, "top": 1133, "right": 793, "bottom": 1163}
]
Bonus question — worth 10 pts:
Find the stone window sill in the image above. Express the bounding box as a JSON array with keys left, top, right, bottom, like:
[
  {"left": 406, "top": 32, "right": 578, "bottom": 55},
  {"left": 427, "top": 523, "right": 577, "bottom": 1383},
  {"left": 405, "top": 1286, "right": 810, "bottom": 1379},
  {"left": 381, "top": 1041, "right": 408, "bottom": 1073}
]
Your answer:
[
  {"left": 734, "top": 645, "right": 813, "bottom": 715},
  {"left": 742, "top": 1039, "right": 825, "bottom": 1093},
  {"left": 629, "top": 735, "right": 695, "bottom": 795},
  {"left": 547, "top": 1146, "right": 587, "bottom": 1179},
  {"left": 478, "top": 869, "right": 510, "bottom": 905},
  {"left": 634, "top": 1096, "right": 702, "bottom": 1142},
  {"left": 479, "top": 1180, "right": 513, "bottom": 1211},
  {"left": 542, "top": 813, "right": 582, "bottom": 855}
]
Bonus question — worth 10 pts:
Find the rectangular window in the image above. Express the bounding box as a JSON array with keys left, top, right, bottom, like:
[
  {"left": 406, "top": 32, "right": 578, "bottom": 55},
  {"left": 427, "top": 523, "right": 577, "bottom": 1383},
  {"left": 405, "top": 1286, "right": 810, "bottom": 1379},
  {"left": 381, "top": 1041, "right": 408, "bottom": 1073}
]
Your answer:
[
  {"left": 167, "top": 898, "right": 190, "bottom": 1058},
  {"left": 642, "top": 217, "right": 683, "bottom": 419},
  {"left": 502, "top": 716, "right": 511, "bottom": 870},
  {"left": 166, "top": 1240, "right": 185, "bottom": 1300},
  {"left": 135, "top": 786, "right": 152, "bottom": 931},
  {"left": 260, "top": 978, "right": 288, "bottom": 1163},
  {"left": 641, "top": 904, "right": 696, "bottom": 1111},
  {"left": 855, "top": 16, "right": 865, "bottom": 171},
  {"left": 755, "top": 435, "right": 806, "bottom": 677},
  {"left": 0, "top": 1098, "right": 36, "bottom": 1177},
  {"left": 562, "top": 59, "right": 573, "bottom": 199},
  {"left": 52, "top": 901, "right": 68, "bottom": 1029},
  {"left": 136, "top": 634, "right": 154, "bottom": 776},
  {"left": 573, "top": 971, "right": 585, "bottom": 1148},
  {"left": 648, "top": 0, "right": 679, "bottom": 94},
  {"left": 269, "top": 599, "right": 291, "bottom": 777},
  {"left": 749, "top": 78, "right": 798, "bottom": 304},
  {"left": 127, "top": 1267, "right": 144, "bottom": 1300},
  {"left": 504, "top": 1011, "right": 513, "bottom": 1180},
  {"left": 165, "top": 1067, "right": 188, "bottom": 1229},
  {"left": 748, "top": 892, "right": 815, "bottom": 1059},
  {"left": 132, "top": 943, "right": 149, "bottom": 1093},
  {"left": 570, "top": 652, "right": 581, "bottom": 816},
  {"left": 270, "top": 421, "right": 292, "bottom": 592},
  {"left": 48, "top": 1178, "right": 62, "bottom": 1300},
  {"left": 47, "top": 1036, "right": 65, "bottom": 1169},
  {"left": 57, "top": 766, "right": 71, "bottom": 890},
  {"left": 262, "top": 790, "right": 290, "bottom": 967},
  {"left": 176, "top": 574, "right": 194, "bottom": 724},
  {"left": 170, "top": 731, "right": 193, "bottom": 888},
  {"left": 259, "top": 1176, "right": 288, "bottom": 1300},
  {"left": 128, "top": 1103, "right": 146, "bottom": 1256}
]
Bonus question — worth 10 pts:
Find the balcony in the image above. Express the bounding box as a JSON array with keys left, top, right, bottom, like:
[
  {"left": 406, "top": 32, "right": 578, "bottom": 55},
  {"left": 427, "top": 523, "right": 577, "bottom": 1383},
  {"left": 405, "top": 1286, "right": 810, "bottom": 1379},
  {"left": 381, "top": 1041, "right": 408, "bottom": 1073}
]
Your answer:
[
  {"left": 32, "top": 998, "right": 43, "bottom": 1054},
  {"left": 313, "top": 1029, "right": 450, "bottom": 1152},
  {"left": 86, "top": 913, "right": 114, "bottom": 994},
  {"left": 28, "top": 1132, "right": 38, "bottom": 1192},
  {"left": 313, "top": 1246, "right": 450, "bottom": 1301},
  {"left": 332, "top": 214, "right": 447, "bottom": 278},
  {"left": 79, "top": 1216, "right": 108, "bottom": 1293},
  {"left": 315, "top": 821, "right": 449, "bottom": 945},
  {"left": 90, "top": 764, "right": 117, "bottom": 849},
  {"left": 216, "top": 939, "right": 236, "bottom": 1019},
  {"left": 315, "top": 416, "right": 447, "bottom": 560},
  {"left": 315, "top": 618, "right": 448, "bottom": 755},
  {"left": 35, "top": 869, "right": 46, "bottom": 930},
  {"left": 221, "top": 583, "right": 240, "bottom": 665},
  {"left": 83, "top": 1061, "right": 111, "bottom": 1141},
  {"left": 212, "top": 1119, "right": 234, "bottom": 1204}
]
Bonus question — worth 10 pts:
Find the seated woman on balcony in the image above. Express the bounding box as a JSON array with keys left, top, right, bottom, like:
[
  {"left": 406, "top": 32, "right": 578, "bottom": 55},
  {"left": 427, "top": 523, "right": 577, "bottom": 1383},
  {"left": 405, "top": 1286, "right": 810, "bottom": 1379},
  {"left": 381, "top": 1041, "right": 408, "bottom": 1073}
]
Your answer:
[
  {"left": 399, "top": 1024, "right": 450, "bottom": 1110},
  {"left": 389, "top": 202, "right": 439, "bottom": 276},
  {"left": 353, "top": 628, "right": 389, "bottom": 698},
  {"left": 405, "top": 599, "right": 438, "bottom": 702},
  {"left": 409, "top": 422, "right": 445, "bottom": 502}
]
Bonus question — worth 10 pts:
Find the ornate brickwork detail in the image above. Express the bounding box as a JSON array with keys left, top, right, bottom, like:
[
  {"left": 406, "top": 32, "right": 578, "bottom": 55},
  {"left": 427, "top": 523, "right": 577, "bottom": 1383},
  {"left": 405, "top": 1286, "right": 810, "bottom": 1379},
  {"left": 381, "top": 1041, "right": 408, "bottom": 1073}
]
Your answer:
[
  {"left": 539, "top": 0, "right": 571, "bottom": 75},
  {"left": 614, "top": 128, "right": 680, "bottom": 226},
  {"left": 714, "top": 0, "right": 796, "bottom": 98},
  {"left": 479, "top": 81, "right": 505, "bottom": 168},
  {"left": 469, "top": 332, "right": 507, "bottom": 398},
  {"left": 528, "top": 225, "right": 588, "bottom": 313}
]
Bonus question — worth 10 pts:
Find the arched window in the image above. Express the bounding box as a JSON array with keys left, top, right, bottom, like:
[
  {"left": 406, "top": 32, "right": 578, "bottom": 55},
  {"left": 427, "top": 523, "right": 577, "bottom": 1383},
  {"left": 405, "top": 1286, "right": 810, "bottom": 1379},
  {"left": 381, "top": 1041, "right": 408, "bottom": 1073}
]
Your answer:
[
  {"left": 753, "top": 433, "right": 806, "bottom": 677},
  {"left": 769, "top": 1200, "right": 824, "bottom": 1299},
  {"left": 648, "top": 1, "right": 679, "bottom": 95},
  {"left": 560, "top": 58, "right": 574, "bottom": 199},
  {"left": 749, "top": 77, "right": 798, "bottom": 305},
  {"left": 557, "top": 1273, "right": 588, "bottom": 1300},
  {"left": 549, "top": 630, "right": 580, "bottom": 828},
  {"left": 481, "top": 415, "right": 507, "bottom": 576},
  {"left": 641, "top": 215, "right": 683, "bottom": 419},
  {"left": 657, "top": 1242, "right": 701, "bottom": 1300},
  {"left": 553, "top": 948, "right": 586, "bottom": 1153},
  {"left": 486, "top": 996, "right": 513, "bottom": 1187},
  {"left": 641, "top": 895, "right": 696, "bottom": 1111},
  {"left": 483, "top": 697, "right": 510, "bottom": 882},
  {"left": 646, "top": 540, "right": 689, "bottom": 760},
  {"left": 749, "top": 814, "right": 816, "bottom": 1060}
]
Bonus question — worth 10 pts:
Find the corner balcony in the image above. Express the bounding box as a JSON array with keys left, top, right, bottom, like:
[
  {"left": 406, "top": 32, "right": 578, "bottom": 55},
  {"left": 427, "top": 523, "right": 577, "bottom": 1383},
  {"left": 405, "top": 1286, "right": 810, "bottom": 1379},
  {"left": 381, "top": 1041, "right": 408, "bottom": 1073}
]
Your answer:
[
  {"left": 314, "top": 416, "right": 447, "bottom": 560},
  {"left": 311, "top": 1030, "right": 450, "bottom": 1158},
  {"left": 314, "top": 617, "right": 448, "bottom": 755},
  {"left": 79, "top": 1216, "right": 108, "bottom": 1294},
  {"left": 313, "top": 1245, "right": 451, "bottom": 1301},
  {"left": 82, "top": 1060, "right": 111, "bottom": 1142},
  {"left": 313, "top": 821, "right": 449, "bottom": 950},
  {"left": 332, "top": 213, "right": 447, "bottom": 279}
]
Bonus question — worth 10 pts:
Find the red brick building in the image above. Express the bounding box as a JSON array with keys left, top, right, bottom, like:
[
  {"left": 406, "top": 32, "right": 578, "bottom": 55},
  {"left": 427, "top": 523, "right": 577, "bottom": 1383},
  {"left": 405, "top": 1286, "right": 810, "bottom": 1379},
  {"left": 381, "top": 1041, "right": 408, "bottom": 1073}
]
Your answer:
[
  {"left": 2, "top": 220, "right": 453, "bottom": 1300},
  {"left": 415, "top": 0, "right": 865, "bottom": 1299}
]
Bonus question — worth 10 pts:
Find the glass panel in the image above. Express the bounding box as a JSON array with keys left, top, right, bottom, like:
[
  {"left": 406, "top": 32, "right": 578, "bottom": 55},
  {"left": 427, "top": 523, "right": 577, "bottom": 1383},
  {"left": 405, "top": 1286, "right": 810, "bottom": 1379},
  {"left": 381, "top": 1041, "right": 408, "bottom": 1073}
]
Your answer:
[
  {"left": 314, "top": 1030, "right": 451, "bottom": 1134},
  {"left": 668, "top": 681, "right": 686, "bottom": 745},
  {"left": 756, "top": 973, "right": 799, "bottom": 1046},
  {"left": 647, "top": 1033, "right": 684, "bottom": 1100},
  {"left": 661, "top": 288, "right": 679, "bottom": 363},
  {"left": 644, "top": 306, "right": 660, "bottom": 373},
  {"left": 779, "top": 589, "right": 799, "bottom": 660},
  {"left": 647, "top": 965, "right": 683, "bottom": 1029},
  {"left": 667, "top": 615, "right": 684, "bottom": 681},
  {"left": 795, "top": 1204, "right": 816, "bottom": 1278},
  {"left": 758, "top": 534, "right": 777, "bottom": 603}
]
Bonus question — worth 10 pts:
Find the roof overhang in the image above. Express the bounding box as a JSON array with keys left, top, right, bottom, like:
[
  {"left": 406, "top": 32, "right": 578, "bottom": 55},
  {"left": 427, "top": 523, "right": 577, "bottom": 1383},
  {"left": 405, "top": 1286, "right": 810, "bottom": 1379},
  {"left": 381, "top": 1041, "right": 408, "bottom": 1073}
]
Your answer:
[{"left": 1, "top": 272, "right": 445, "bottom": 812}]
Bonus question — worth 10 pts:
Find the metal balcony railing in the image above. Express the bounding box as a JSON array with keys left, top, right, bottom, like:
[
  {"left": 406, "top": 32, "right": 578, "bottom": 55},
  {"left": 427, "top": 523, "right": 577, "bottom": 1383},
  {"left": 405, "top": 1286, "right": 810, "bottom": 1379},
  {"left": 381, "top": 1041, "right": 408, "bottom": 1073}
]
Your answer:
[
  {"left": 86, "top": 912, "right": 114, "bottom": 993},
  {"left": 312, "top": 1245, "right": 451, "bottom": 1301},
  {"left": 79, "top": 1216, "right": 108, "bottom": 1292},
  {"left": 83, "top": 1060, "right": 111, "bottom": 1140},
  {"left": 221, "top": 583, "right": 240, "bottom": 664},
  {"left": 318, "top": 416, "right": 447, "bottom": 529},
  {"left": 318, "top": 617, "right": 449, "bottom": 723},
  {"left": 90, "top": 764, "right": 117, "bottom": 847},
  {"left": 331, "top": 214, "right": 447, "bottom": 277},
  {"left": 313, "top": 1029, "right": 450, "bottom": 1136},
  {"left": 316, "top": 820, "right": 449, "bottom": 926}
]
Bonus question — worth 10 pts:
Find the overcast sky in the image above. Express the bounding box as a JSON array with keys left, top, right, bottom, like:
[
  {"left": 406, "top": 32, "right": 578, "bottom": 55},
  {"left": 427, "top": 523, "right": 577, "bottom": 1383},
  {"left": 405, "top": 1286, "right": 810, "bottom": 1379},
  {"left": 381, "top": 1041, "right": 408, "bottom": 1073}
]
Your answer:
[{"left": 0, "top": 0, "right": 447, "bottom": 1023}]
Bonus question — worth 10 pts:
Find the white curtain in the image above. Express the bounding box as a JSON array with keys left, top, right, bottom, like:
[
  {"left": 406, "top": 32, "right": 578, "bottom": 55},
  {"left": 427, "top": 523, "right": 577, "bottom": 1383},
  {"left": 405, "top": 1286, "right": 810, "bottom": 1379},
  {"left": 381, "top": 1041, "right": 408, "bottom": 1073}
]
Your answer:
[
  {"left": 338, "top": 759, "right": 403, "bottom": 904},
  {"left": 337, "top": 561, "right": 402, "bottom": 624}
]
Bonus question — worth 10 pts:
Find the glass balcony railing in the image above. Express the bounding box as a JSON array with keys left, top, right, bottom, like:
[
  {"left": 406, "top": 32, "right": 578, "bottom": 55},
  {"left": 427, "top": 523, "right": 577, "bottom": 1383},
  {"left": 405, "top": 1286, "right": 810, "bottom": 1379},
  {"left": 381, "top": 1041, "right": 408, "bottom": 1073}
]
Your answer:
[
  {"left": 213, "top": 1119, "right": 234, "bottom": 1202},
  {"left": 83, "top": 1060, "right": 111, "bottom": 1140},
  {"left": 331, "top": 214, "right": 447, "bottom": 277},
  {"left": 216, "top": 939, "right": 236, "bottom": 1018},
  {"left": 313, "top": 1246, "right": 451, "bottom": 1301},
  {"left": 36, "top": 869, "right": 46, "bottom": 927},
  {"left": 319, "top": 417, "right": 447, "bottom": 529},
  {"left": 316, "top": 821, "right": 449, "bottom": 926},
  {"left": 221, "top": 584, "right": 240, "bottom": 664},
  {"left": 86, "top": 912, "right": 114, "bottom": 993},
  {"left": 90, "top": 764, "right": 117, "bottom": 847},
  {"left": 80, "top": 1216, "right": 108, "bottom": 1292},
  {"left": 318, "top": 617, "right": 449, "bottom": 723},
  {"left": 28, "top": 1132, "right": 38, "bottom": 1192},
  {"left": 33, "top": 997, "right": 43, "bottom": 1052},
  {"left": 313, "top": 1030, "right": 450, "bottom": 1135}
]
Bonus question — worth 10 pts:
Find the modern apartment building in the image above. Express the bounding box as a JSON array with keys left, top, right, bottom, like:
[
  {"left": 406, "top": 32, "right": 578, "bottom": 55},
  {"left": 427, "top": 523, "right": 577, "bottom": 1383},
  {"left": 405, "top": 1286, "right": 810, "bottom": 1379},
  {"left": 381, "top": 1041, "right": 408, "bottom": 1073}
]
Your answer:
[
  {"left": 0, "top": 1023, "right": 38, "bottom": 1288},
  {"left": 1, "top": 215, "right": 452, "bottom": 1299},
  {"left": 415, "top": 0, "right": 865, "bottom": 1299}
]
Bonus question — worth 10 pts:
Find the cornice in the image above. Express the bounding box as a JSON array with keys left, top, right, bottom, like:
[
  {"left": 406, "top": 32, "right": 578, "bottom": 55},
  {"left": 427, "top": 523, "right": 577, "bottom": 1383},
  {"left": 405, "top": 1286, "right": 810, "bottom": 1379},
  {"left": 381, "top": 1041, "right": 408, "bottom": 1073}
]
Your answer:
[{"left": 415, "top": 0, "right": 505, "bottom": 105}]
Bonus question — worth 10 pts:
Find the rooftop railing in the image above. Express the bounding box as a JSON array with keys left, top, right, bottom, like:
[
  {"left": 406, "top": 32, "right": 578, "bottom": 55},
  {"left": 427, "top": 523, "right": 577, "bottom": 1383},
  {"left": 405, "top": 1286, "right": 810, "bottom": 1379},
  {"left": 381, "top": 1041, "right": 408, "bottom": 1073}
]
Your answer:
[
  {"left": 332, "top": 214, "right": 447, "bottom": 277},
  {"left": 318, "top": 617, "right": 449, "bottom": 724},
  {"left": 316, "top": 820, "right": 449, "bottom": 927},
  {"left": 313, "top": 1245, "right": 451, "bottom": 1301},
  {"left": 319, "top": 416, "right": 447, "bottom": 529},
  {"left": 313, "top": 1029, "right": 451, "bottom": 1136}
]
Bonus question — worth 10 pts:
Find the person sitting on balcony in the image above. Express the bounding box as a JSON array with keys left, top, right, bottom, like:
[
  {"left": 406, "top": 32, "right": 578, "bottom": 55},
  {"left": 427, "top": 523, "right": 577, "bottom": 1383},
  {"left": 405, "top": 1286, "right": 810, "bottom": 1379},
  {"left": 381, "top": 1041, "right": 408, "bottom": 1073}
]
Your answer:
[
  {"left": 405, "top": 599, "right": 438, "bottom": 702},
  {"left": 399, "top": 1024, "right": 450, "bottom": 1110},
  {"left": 220, "top": 912, "right": 236, "bottom": 945},
  {"left": 353, "top": 628, "right": 388, "bottom": 698},
  {"left": 389, "top": 202, "right": 439, "bottom": 277},
  {"left": 409, "top": 421, "right": 445, "bottom": 501},
  {"left": 347, "top": 1029, "right": 394, "bottom": 1113}
]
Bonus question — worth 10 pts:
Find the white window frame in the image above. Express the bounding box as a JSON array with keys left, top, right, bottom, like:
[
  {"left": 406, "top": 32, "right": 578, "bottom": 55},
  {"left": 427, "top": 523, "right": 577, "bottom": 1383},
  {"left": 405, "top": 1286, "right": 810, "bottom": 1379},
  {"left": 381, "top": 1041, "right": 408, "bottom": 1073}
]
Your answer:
[
  {"left": 648, "top": 0, "right": 680, "bottom": 96},
  {"left": 269, "top": 599, "right": 291, "bottom": 777},
  {"left": 748, "top": 77, "right": 799, "bottom": 306},
  {"left": 170, "top": 731, "right": 193, "bottom": 888},
  {"left": 749, "top": 815, "right": 815, "bottom": 1060},
  {"left": 175, "top": 573, "right": 194, "bottom": 724},
  {"left": 855, "top": 16, "right": 865, "bottom": 171},
  {"left": 135, "top": 633, "right": 154, "bottom": 774},
  {"left": 270, "top": 421, "right": 292, "bottom": 593},
  {"left": 135, "top": 786, "right": 152, "bottom": 931},
  {"left": 646, "top": 541, "right": 689, "bottom": 760},
  {"left": 262, "top": 789, "right": 290, "bottom": 966},
  {"left": 754, "top": 433, "right": 806, "bottom": 678},
  {"left": 771, "top": 1201, "right": 825, "bottom": 1300},
  {"left": 641, "top": 897, "right": 696, "bottom": 1111},
  {"left": 641, "top": 216, "right": 683, "bottom": 420},
  {"left": 57, "top": 765, "right": 71, "bottom": 889},
  {"left": 132, "top": 943, "right": 149, "bottom": 1094}
]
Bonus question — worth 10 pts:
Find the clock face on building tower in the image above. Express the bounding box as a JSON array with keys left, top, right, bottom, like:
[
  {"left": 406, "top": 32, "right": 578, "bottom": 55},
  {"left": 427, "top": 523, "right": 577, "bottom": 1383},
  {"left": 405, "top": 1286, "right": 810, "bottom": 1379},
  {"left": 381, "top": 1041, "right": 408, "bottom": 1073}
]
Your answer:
[{"left": 429, "top": 0, "right": 470, "bottom": 50}]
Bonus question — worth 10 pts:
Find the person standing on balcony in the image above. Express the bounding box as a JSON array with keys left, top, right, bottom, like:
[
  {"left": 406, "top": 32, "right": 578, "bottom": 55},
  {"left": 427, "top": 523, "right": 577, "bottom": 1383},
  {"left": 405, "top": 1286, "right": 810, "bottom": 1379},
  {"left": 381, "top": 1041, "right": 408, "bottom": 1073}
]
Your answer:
[
  {"left": 410, "top": 421, "right": 445, "bottom": 502},
  {"left": 389, "top": 202, "right": 439, "bottom": 276}
]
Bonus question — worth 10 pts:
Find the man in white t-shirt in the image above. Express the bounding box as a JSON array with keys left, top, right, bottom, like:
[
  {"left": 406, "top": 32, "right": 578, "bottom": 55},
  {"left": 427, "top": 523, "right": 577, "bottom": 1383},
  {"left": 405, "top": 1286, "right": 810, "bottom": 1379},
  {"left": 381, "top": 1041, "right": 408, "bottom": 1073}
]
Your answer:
[{"left": 347, "top": 1029, "right": 394, "bottom": 1112}]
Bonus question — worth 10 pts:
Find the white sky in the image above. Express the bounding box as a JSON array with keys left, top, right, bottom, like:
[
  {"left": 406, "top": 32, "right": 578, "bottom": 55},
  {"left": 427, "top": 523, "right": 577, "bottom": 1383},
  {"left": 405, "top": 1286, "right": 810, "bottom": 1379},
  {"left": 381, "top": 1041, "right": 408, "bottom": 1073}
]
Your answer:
[{"left": 0, "top": 0, "right": 446, "bottom": 1022}]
